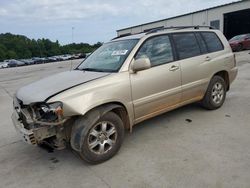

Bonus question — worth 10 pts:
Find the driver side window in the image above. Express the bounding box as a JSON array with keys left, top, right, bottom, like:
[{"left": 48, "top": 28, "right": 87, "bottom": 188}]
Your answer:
[{"left": 135, "top": 35, "right": 174, "bottom": 67}]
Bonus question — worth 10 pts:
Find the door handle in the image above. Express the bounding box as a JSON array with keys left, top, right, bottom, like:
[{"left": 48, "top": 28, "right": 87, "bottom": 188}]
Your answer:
[
  {"left": 169, "top": 65, "right": 179, "bottom": 71},
  {"left": 205, "top": 56, "right": 211, "bottom": 61}
]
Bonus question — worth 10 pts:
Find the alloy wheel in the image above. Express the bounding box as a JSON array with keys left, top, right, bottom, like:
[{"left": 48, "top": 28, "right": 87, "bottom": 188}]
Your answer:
[
  {"left": 87, "top": 121, "right": 117, "bottom": 155},
  {"left": 211, "top": 82, "right": 224, "bottom": 104}
]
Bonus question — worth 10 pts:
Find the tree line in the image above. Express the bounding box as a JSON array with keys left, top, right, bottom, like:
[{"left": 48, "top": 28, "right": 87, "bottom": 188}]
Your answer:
[{"left": 0, "top": 33, "right": 102, "bottom": 61}]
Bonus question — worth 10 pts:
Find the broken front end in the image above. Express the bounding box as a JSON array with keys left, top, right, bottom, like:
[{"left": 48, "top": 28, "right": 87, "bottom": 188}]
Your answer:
[{"left": 12, "top": 96, "right": 69, "bottom": 150}]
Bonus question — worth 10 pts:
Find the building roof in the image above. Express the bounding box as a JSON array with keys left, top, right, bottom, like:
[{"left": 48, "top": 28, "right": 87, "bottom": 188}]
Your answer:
[{"left": 117, "top": 0, "right": 244, "bottom": 32}]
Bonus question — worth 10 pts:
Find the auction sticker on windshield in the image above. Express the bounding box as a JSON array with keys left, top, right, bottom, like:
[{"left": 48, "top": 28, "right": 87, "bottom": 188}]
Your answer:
[{"left": 111, "top": 50, "right": 128, "bottom": 56}]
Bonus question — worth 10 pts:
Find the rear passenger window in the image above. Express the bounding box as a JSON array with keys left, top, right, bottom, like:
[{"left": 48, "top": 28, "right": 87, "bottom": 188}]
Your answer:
[
  {"left": 135, "top": 35, "right": 174, "bottom": 67},
  {"left": 173, "top": 33, "right": 201, "bottom": 60},
  {"left": 201, "top": 32, "right": 224, "bottom": 53}
]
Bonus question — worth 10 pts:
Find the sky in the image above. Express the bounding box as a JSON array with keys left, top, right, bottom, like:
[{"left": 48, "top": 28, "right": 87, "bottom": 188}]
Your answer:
[{"left": 0, "top": 0, "right": 236, "bottom": 44}]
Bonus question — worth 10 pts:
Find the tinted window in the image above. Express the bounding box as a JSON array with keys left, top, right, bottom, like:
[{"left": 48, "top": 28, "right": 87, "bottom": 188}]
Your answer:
[
  {"left": 195, "top": 33, "right": 207, "bottom": 54},
  {"left": 173, "top": 33, "right": 201, "bottom": 59},
  {"left": 201, "top": 32, "right": 224, "bottom": 53},
  {"left": 135, "top": 35, "right": 173, "bottom": 67}
]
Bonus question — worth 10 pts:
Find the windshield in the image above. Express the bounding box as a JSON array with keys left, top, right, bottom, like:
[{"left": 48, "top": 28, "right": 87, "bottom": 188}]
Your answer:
[
  {"left": 229, "top": 34, "right": 246, "bottom": 42},
  {"left": 77, "top": 39, "right": 139, "bottom": 72}
]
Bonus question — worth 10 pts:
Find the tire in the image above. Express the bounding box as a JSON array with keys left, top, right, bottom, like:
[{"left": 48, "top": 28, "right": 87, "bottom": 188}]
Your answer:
[
  {"left": 76, "top": 111, "right": 124, "bottom": 164},
  {"left": 201, "top": 76, "right": 226, "bottom": 110},
  {"left": 237, "top": 43, "right": 243, "bottom": 52}
]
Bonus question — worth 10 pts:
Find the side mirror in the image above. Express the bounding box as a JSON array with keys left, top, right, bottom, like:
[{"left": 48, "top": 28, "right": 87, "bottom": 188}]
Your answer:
[{"left": 131, "top": 57, "right": 151, "bottom": 73}]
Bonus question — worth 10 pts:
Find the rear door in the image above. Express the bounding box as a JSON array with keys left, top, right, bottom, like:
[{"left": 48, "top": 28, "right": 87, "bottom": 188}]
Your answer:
[
  {"left": 172, "top": 32, "right": 225, "bottom": 102},
  {"left": 172, "top": 32, "right": 211, "bottom": 102}
]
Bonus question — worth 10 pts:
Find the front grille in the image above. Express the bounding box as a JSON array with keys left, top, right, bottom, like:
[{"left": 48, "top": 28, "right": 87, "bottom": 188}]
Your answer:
[{"left": 21, "top": 130, "right": 37, "bottom": 145}]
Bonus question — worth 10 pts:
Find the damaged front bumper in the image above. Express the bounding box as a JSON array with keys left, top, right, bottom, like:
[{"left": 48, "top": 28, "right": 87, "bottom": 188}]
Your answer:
[
  {"left": 12, "top": 111, "right": 37, "bottom": 145},
  {"left": 11, "top": 110, "right": 59, "bottom": 145},
  {"left": 12, "top": 97, "right": 68, "bottom": 148}
]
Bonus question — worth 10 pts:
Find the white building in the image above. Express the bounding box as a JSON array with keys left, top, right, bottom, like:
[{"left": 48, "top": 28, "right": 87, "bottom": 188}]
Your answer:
[{"left": 117, "top": 0, "right": 250, "bottom": 39}]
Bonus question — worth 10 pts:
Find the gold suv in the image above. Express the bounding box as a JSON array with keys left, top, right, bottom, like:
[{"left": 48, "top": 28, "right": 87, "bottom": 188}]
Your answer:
[{"left": 12, "top": 26, "right": 238, "bottom": 164}]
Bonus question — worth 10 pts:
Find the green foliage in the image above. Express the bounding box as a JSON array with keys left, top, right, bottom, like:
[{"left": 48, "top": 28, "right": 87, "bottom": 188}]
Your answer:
[
  {"left": 6, "top": 50, "right": 17, "bottom": 59},
  {"left": 0, "top": 33, "right": 102, "bottom": 61}
]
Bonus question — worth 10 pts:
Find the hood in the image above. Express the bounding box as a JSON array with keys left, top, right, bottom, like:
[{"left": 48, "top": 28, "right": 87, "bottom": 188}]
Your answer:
[{"left": 16, "top": 70, "right": 110, "bottom": 105}]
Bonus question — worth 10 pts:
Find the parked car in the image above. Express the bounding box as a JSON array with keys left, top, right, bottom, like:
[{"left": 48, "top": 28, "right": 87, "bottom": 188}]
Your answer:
[
  {"left": 0, "top": 62, "right": 9, "bottom": 68},
  {"left": 79, "top": 53, "right": 86, "bottom": 59},
  {"left": 32, "top": 57, "right": 45, "bottom": 64},
  {"left": 21, "top": 59, "right": 35, "bottom": 65},
  {"left": 71, "top": 53, "right": 86, "bottom": 59},
  {"left": 12, "top": 27, "right": 237, "bottom": 164},
  {"left": 229, "top": 34, "right": 250, "bottom": 51},
  {"left": 48, "top": 56, "right": 58, "bottom": 62},
  {"left": 41, "top": 57, "right": 50, "bottom": 63},
  {"left": 53, "top": 55, "right": 63, "bottom": 61},
  {"left": 85, "top": 53, "right": 91, "bottom": 58},
  {"left": 8, "top": 59, "right": 25, "bottom": 67},
  {"left": 60, "top": 54, "right": 72, "bottom": 61}
]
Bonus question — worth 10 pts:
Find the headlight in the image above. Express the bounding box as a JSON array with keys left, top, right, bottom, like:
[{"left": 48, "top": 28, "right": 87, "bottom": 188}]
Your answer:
[
  {"left": 48, "top": 102, "right": 63, "bottom": 115},
  {"left": 35, "top": 102, "right": 63, "bottom": 122}
]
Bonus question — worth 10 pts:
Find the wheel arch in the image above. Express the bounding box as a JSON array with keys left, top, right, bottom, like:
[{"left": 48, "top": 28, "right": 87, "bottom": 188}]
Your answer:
[
  {"left": 213, "top": 70, "right": 230, "bottom": 91},
  {"left": 84, "top": 102, "right": 131, "bottom": 130},
  {"left": 70, "top": 102, "right": 131, "bottom": 151}
]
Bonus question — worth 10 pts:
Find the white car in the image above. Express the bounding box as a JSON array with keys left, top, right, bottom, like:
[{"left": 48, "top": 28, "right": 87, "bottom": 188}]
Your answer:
[
  {"left": 60, "top": 54, "right": 72, "bottom": 61},
  {"left": 0, "top": 62, "right": 9, "bottom": 68}
]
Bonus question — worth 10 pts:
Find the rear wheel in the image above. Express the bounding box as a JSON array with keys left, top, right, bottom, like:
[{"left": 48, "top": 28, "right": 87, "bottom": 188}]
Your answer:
[
  {"left": 201, "top": 76, "right": 226, "bottom": 110},
  {"left": 77, "top": 111, "right": 124, "bottom": 164}
]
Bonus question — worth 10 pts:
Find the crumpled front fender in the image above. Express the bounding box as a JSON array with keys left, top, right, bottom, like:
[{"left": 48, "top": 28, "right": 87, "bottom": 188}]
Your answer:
[{"left": 70, "top": 104, "right": 122, "bottom": 151}]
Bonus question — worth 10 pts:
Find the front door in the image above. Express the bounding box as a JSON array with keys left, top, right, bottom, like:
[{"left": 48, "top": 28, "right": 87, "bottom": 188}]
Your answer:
[{"left": 129, "top": 35, "right": 182, "bottom": 123}]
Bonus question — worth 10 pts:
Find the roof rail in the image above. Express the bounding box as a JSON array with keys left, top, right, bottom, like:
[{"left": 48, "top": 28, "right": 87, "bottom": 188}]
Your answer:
[
  {"left": 146, "top": 25, "right": 215, "bottom": 34},
  {"left": 113, "top": 25, "right": 215, "bottom": 40},
  {"left": 112, "top": 33, "right": 132, "bottom": 40}
]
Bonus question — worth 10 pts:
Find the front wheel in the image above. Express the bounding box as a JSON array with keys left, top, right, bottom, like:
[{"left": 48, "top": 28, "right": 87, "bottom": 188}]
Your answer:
[
  {"left": 77, "top": 111, "right": 124, "bottom": 164},
  {"left": 201, "top": 76, "right": 226, "bottom": 110},
  {"left": 237, "top": 43, "right": 243, "bottom": 52}
]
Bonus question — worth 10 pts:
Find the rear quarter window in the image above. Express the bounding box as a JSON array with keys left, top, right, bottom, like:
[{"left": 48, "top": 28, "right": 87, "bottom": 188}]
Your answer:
[{"left": 201, "top": 32, "right": 224, "bottom": 53}]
